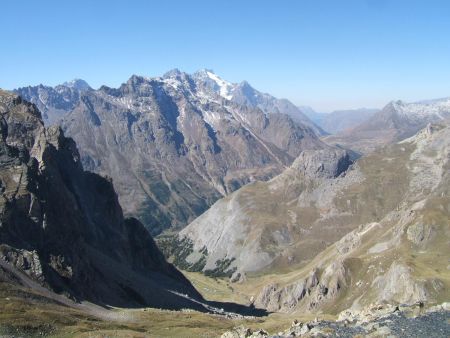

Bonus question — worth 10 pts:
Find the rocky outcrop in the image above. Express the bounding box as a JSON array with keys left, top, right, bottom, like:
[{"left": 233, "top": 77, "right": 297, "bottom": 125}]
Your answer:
[
  {"left": 290, "top": 149, "right": 351, "bottom": 179},
  {"left": 254, "top": 260, "right": 349, "bottom": 313},
  {"left": 406, "top": 222, "right": 432, "bottom": 245},
  {"left": 16, "top": 70, "right": 325, "bottom": 234},
  {"left": 220, "top": 303, "right": 450, "bottom": 337},
  {"left": 255, "top": 269, "right": 319, "bottom": 312},
  {"left": 0, "top": 90, "right": 201, "bottom": 309},
  {"left": 372, "top": 262, "right": 428, "bottom": 304}
]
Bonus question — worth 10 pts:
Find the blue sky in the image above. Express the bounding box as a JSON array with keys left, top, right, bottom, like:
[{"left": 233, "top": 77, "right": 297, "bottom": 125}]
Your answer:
[{"left": 1, "top": 0, "right": 449, "bottom": 112}]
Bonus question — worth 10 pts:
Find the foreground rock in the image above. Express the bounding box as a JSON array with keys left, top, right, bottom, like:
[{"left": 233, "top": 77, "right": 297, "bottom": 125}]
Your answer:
[
  {"left": 221, "top": 303, "right": 450, "bottom": 337},
  {"left": 0, "top": 90, "right": 202, "bottom": 309}
]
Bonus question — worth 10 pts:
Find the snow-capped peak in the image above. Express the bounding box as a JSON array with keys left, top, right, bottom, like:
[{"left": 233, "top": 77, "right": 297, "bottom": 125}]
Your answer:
[
  {"left": 61, "top": 79, "right": 91, "bottom": 91},
  {"left": 162, "top": 68, "right": 184, "bottom": 79},
  {"left": 390, "top": 97, "right": 450, "bottom": 120},
  {"left": 194, "top": 69, "right": 235, "bottom": 100}
]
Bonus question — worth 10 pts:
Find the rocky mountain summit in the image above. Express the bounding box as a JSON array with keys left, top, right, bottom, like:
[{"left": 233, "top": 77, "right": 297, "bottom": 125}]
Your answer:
[
  {"left": 325, "top": 97, "right": 450, "bottom": 153},
  {"left": 192, "top": 70, "right": 326, "bottom": 137},
  {"left": 0, "top": 90, "right": 202, "bottom": 309},
  {"left": 16, "top": 70, "right": 325, "bottom": 234}
]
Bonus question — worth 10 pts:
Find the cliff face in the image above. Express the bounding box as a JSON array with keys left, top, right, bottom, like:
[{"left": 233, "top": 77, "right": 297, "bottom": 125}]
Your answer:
[{"left": 0, "top": 90, "right": 201, "bottom": 309}]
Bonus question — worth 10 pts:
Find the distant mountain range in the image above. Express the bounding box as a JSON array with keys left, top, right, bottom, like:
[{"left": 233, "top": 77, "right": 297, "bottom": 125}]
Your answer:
[
  {"left": 175, "top": 96, "right": 450, "bottom": 281},
  {"left": 15, "top": 73, "right": 450, "bottom": 235},
  {"left": 325, "top": 97, "right": 450, "bottom": 153},
  {"left": 15, "top": 70, "right": 326, "bottom": 234},
  {"left": 2, "top": 71, "right": 450, "bottom": 333},
  {"left": 302, "top": 107, "right": 379, "bottom": 134}
]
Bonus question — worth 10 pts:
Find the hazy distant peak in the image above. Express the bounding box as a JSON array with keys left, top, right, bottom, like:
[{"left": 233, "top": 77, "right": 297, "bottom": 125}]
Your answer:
[
  {"left": 415, "top": 96, "right": 450, "bottom": 105},
  {"left": 194, "top": 68, "right": 216, "bottom": 76},
  {"left": 162, "top": 68, "right": 184, "bottom": 79},
  {"left": 61, "top": 79, "right": 91, "bottom": 91},
  {"left": 238, "top": 80, "right": 251, "bottom": 87},
  {"left": 298, "top": 105, "right": 320, "bottom": 117}
]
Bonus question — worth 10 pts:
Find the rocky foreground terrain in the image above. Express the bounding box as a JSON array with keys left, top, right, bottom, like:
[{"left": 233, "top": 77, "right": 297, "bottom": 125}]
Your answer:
[
  {"left": 16, "top": 70, "right": 325, "bottom": 234},
  {"left": 0, "top": 89, "right": 205, "bottom": 309},
  {"left": 221, "top": 303, "right": 450, "bottom": 337}
]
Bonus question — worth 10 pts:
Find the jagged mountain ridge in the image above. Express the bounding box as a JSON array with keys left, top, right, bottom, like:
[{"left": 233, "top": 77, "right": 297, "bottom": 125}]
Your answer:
[
  {"left": 61, "top": 79, "right": 91, "bottom": 91},
  {"left": 192, "top": 70, "right": 326, "bottom": 136},
  {"left": 0, "top": 90, "right": 202, "bottom": 309},
  {"left": 16, "top": 82, "right": 92, "bottom": 126},
  {"left": 16, "top": 70, "right": 326, "bottom": 234}
]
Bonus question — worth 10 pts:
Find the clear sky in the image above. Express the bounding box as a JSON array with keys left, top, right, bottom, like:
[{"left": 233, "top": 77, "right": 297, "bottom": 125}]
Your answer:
[{"left": 1, "top": 0, "right": 449, "bottom": 112}]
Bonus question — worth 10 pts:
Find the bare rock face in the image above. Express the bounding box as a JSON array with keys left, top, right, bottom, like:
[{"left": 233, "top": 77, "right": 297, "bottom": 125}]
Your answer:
[
  {"left": 290, "top": 149, "right": 351, "bottom": 179},
  {"left": 0, "top": 246, "right": 43, "bottom": 281},
  {"left": 0, "top": 90, "right": 202, "bottom": 309},
  {"left": 255, "top": 269, "right": 319, "bottom": 312},
  {"left": 372, "top": 262, "right": 428, "bottom": 304},
  {"left": 16, "top": 70, "right": 324, "bottom": 234},
  {"left": 406, "top": 223, "right": 432, "bottom": 245},
  {"left": 254, "top": 260, "right": 350, "bottom": 313}
]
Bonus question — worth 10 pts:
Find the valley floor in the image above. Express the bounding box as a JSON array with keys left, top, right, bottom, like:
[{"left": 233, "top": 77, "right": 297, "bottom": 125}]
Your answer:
[
  {"left": 0, "top": 278, "right": 298, "bottom": 338},
  {"left": 1, "top": 272, "right": 450, "bottom": 338}
]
